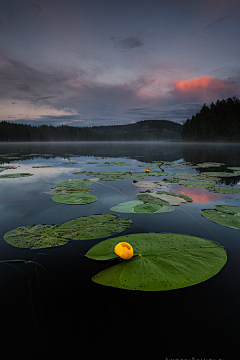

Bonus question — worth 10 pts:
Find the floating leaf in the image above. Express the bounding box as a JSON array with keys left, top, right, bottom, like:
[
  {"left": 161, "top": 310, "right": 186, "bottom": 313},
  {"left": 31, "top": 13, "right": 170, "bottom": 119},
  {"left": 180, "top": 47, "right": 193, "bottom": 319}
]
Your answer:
[
  {"left": 173, "top": 180, "right": 217, "bottom": 189},
  {"left": 110, "top": 200, "right": 174, "bottom": 213},
  {"left": 173, "top": 173, "right": 218, "bottom": 181},
  {"left": 194, "top": 162, "right": 225, "bottom": 168},
  {"left": 201, "top": 171, "right": 240, "bottom": 177},
  {"left": 3, "top": 224, "right": 68, "bottom": 249},
  {"left": 52, "top": 192, "right": 97, "bottom": 204},
  {"left": 201, "top": 205, "right": 240, "bottom": 230},
  {"left": 0, "top": 173, "right": 33, "bottom": 178},
  {"left": 132, "top": 180, "right": 169, "bottom": 188},
  {"left": 227, "top": 167, "right": 240, "bottom": 171},
  {"left": 32, "top": 165, "right": 52, "bottom": 168},
  {"left": 208, "top": 186, "right": 240, "bottom": 194},
  {"left": 50, "top": 214, "right": 131, "bottom": 240},
  {"left": 44, "top": 187, "right": 93, "bottom": 195},
  {"left": 86, "top": 233, "right": 227, "bottom": 291},
  {"left": 57, "top": 179, "right": 93, "bottom": 187},
  {"left": 61, "top": 162, "right": 78, "bottom": 165}
]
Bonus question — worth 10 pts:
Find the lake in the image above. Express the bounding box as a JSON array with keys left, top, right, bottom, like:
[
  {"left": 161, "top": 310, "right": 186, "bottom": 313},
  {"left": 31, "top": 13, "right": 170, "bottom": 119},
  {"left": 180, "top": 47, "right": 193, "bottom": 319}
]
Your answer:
[{"left": 0, "top": 141, "right": 240, "bottom": 359}]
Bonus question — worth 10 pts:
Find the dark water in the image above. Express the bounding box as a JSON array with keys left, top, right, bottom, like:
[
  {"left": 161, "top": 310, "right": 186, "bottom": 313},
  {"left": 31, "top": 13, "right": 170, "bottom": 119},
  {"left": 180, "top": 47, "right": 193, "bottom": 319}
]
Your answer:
[{"left": 0, "top": 141, "right": 240, "bottom": 359}]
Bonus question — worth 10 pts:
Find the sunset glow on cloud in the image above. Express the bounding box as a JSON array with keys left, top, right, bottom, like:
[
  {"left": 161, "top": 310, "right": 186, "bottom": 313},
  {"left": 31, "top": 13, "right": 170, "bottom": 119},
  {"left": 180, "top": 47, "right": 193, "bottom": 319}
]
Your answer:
[{"left": 172, "top": 76, "right": 240, "bottom": 102}]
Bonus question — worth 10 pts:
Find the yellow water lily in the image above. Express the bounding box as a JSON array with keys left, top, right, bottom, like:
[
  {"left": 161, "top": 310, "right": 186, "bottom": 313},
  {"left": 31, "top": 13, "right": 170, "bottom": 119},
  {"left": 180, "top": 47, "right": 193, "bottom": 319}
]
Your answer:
[
  {"left": 128, "top": 170, "right": 132, "bottom": 174},
  {"left": 114, "top": 242, "right": 133, "bottom": 260},
  {"left": 145, "top": 169, "right": 149, "bottom": 173}
]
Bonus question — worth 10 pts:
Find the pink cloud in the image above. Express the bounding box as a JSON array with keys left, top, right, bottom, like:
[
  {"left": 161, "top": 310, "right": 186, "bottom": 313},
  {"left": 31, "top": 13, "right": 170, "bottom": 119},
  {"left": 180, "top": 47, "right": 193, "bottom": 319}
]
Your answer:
[{"left": 172, "top": 76, "right": 240, "bottom": 102}]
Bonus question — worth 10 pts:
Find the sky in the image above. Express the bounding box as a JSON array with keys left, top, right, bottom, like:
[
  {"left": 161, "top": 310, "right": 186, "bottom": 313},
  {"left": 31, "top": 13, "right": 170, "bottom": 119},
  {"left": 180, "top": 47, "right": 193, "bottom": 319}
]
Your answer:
[{"left": 0, "top": 0, "right": 240, "bottom": 127}]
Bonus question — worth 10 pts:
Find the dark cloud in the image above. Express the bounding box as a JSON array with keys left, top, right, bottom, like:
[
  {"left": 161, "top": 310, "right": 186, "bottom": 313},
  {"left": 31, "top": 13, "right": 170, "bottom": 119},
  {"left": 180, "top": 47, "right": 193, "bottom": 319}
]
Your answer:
[
  {"left": 30, "top": 4, "right": 42, "bottom": 11},
  {"left": 111, "top": 35, "right": 144, "bottom": 49},
  {"left": 205, "top": 13, "right": 235, "bottom": 28}
]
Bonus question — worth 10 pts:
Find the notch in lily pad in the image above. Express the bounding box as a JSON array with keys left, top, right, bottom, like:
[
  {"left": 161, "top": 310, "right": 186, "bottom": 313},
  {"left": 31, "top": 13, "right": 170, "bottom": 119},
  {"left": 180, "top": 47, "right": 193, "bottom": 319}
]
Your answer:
[{"left": 86, "top": 233, "right": 227, "bottom": 291}]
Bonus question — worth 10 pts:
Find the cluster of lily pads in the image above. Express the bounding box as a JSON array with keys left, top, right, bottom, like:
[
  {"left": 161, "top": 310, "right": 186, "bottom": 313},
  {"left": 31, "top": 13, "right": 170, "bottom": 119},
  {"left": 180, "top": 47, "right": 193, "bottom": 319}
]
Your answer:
[
  {"left": 3, "top": 214, "right": 131, "bottom": 248},
  {"left": 44, "top": 179, "right": 97, "bottom": 204},
  {"left": 3, "top": 159, "right": 240, "bottom": 291}
]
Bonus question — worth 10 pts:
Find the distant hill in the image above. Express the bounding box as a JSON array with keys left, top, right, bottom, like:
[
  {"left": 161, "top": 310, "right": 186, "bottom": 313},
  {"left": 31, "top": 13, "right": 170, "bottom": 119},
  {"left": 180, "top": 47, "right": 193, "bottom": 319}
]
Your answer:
[
  {"left": 0, "top": 119, "right": 182, "bottom": 141},
  {"left": 182, "top": 96, "right": 240, "bottom": 142}
]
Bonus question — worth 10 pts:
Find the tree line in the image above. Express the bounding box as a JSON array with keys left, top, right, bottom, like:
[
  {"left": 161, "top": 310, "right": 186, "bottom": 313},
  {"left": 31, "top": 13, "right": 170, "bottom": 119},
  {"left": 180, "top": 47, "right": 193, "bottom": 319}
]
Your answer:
[
  {"left": 0, "top": 120, "right": 182, "bottom": 142},
  {"left": 182, "top": 96, "right": 240, "bottom": 141}
]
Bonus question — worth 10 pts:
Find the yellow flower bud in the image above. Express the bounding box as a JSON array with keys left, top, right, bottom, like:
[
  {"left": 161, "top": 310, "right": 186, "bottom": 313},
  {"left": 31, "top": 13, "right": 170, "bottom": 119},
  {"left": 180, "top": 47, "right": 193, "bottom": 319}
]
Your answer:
[
  {"left": 129, "top": 170, "right": 132, "bottom": 174},
  {"left": 114, "top": 242, "right": 134, "bottom": 260},
  {"left": 145, "top": 169, "right": 149, "bottom": 173}
]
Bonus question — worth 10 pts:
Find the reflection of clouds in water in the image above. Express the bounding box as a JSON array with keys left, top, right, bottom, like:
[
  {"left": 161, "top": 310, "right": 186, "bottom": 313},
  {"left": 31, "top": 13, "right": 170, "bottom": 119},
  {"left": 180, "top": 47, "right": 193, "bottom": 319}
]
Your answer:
[{"left": 175, "top": 187, "right": 225, "bottom": 204}]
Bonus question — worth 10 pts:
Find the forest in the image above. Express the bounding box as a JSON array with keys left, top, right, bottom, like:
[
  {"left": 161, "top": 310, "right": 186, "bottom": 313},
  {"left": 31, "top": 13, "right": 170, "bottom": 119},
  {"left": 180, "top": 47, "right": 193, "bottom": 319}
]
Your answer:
[
  {"left": 182, "top": 96, "right": 240, "bottom": 141},
  {"left": 0, "top": 119, "right": 182, "bottom": 142}
]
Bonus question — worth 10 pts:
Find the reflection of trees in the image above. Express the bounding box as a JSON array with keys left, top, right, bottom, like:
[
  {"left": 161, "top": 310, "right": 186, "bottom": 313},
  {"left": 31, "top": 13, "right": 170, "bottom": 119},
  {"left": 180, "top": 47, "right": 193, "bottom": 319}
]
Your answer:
[
  {"left": 181, "top": 143, "right": 240, "bottom": 185},
  {"left": 181, "top": 143, "right": 240, "bottom": 167},
  {"left": 0, "top": 141, "right": 184, "bottom": 163}
]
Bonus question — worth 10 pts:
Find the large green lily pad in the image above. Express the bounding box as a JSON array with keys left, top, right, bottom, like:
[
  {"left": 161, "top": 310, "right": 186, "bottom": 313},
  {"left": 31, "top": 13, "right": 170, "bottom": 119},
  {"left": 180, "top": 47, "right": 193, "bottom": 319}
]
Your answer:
[
  {"left": 3, "top": 224, "right": 68, "bottom": 249},
  {"left": 0, "top": 173, "right": 33, "bottom": 178},
  {"left": 51, "top": 214, "right": 131, "bottom": 240},
  {"left": 201, "top": 205, "right": 240, "bottom": 230},
  {"left": 86, "top": 233, "right": 227, "bottom": 291},
  {"left": 52, "top": 192, "right": 97, "bottom": 204},
  {"left": 110, "top": 200, "right": 174, "bottom": 213}
]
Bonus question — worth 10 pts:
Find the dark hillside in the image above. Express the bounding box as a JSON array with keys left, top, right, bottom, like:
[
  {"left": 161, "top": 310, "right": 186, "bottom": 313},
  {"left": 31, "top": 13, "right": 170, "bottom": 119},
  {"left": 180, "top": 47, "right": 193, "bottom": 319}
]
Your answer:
[{"left": 0, "top": 119, "right": 182, "bottom": 141}]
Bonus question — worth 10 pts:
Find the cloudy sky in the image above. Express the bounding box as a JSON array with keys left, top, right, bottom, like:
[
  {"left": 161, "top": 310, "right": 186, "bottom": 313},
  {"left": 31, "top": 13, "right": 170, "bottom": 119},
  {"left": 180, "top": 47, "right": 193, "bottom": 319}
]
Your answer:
[{"left": 0, "top": 0, "right": 240, "bottom": 127}]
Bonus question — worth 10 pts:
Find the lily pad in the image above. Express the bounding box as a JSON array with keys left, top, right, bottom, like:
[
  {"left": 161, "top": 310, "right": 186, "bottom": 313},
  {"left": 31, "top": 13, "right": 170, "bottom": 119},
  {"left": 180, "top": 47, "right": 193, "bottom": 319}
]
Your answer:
[
  {"left": 3, "top": 224, "right": 68, "bottom": 249},
  {"left": 174, "top": 180, "right": 217, "bottom": 189},
  {"left": 173, "top": 173, "right": 219, "bottom": 181},
  {"left": 227, "top": 167, "right": 240, "bottom": 171},
  {"left": 0, "top": 173, "right": 33, "bottom": 178},
  {"left": 110, "top": 200, "right": 174, "bottom": 213},
  {"left": 57, "top": 179, "right": 93, "bottom": 187},
  {"left": 132, "top": 180, "right": 170, "bottom": 188},
  {"left": 194, "top": 162, "right": 225, "bottom": 168},
  {"left": 51, "top": 214, "right": 131, "bottom": 240},
  {"left": 201, "top": 205, "right": 240, "bottom": 230},
  {"left": 61, "top": 162, "right": 78, "bottom": 165},
  {"left": 52, "top": 192, "right": 97, "bottom": 204},
  {"left": 162, "top": 162, "right": 193, "bottom": 169},
  {"left": 98, "top": 161, "right": 132, "bottom": 166},
  {"left": 44, "top": 187, "right": 93, "bottom": 195},
  {"left": 208, "top": 186, "right": 240, "bottom": 194},
  {"left": 86, "top": 233, "right": 227, "bottom": 291},
  {"left": 201, "top": 171, "right": 240, "bottom": 177},
  {"left": 32, "top": 166, "right": 52, "bottom": 168}
]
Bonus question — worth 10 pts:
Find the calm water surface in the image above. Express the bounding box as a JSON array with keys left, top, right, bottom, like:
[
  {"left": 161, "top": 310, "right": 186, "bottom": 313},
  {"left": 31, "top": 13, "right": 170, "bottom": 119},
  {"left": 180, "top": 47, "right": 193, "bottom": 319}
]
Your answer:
[{"left": 0, "top": 142, "right": 240, "bottom": 359}]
